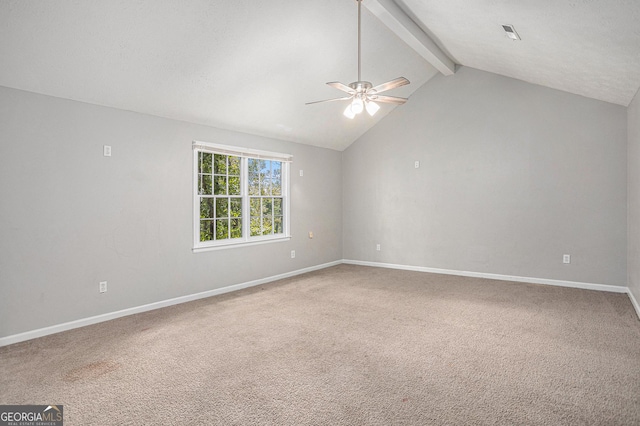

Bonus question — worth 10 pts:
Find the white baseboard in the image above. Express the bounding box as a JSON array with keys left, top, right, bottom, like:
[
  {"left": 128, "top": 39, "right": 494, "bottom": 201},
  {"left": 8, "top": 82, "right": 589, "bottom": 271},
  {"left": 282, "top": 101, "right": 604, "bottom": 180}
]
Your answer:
[
  {"left": 0, "top": 260, "right": 341, "bottom": 348},
  {"left": 2, "top": 259, "right": 636, "bottom": 347},
  {"left": 344, "top": 259, "right": 640, "bottom": 320},
  {"left": 342, "top": 259, "right": 629, "bottom": 293},
  {"left": 628, "top": 289, "right": 640, "bottom": 321}
]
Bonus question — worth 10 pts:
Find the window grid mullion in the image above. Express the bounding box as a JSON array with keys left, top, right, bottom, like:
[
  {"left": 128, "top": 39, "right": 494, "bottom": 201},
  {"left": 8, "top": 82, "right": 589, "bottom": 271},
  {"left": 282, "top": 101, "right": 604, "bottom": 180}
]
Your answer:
[
  {"left": 242, "top": 157, "right": 249, "bottom": 241},
  {"left": 225, "top": 157, "right": 230, "bottom": 240}
]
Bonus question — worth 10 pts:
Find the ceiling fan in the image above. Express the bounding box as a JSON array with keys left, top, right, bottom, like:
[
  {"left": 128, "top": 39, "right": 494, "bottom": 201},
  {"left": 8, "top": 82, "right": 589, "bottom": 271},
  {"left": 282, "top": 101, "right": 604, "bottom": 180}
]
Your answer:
[{"left": 306, "top": 0, "right": 410, "bottom": 119}]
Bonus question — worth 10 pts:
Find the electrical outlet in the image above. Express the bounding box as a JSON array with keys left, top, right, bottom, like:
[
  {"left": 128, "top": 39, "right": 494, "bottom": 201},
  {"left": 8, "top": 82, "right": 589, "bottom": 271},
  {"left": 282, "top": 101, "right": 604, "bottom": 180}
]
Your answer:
[
  {"left": 103, "top": 145, "right": 111, "bottom": 157},
  {"left": 414, "top": 161, "right": 420, "bottom": 169},
  {"left": 376, "top": 244, "right": 381, "bottom": 251},
  {"left": 291, "top": 250, "right": 296, "bottom": 259},
  {"left": 99, "top": 281, "right": 107, "bottom": 293},
  {"left": 563, "top": 254, "right": 570, "bottom": 264},
  {"left": 299, "top": 170, "right": 304, "bottom": 177}
]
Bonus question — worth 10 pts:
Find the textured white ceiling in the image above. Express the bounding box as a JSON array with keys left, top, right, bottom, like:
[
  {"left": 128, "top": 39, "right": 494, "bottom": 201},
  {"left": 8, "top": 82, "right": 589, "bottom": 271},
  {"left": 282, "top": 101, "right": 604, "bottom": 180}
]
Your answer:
[
  {"left": 1, "top": 1, "right": 639, "bottom": 151},
  {"left": 0, "top": 0, "right": 435, "bottom": 151},
  {"left": 399, "top": 0, "right": 640, "bottom": 106}
]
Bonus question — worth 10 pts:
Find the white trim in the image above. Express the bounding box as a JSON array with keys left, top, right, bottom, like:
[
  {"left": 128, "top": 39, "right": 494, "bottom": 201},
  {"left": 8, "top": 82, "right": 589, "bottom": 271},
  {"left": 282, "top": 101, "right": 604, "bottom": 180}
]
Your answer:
[
  {"left": 628, "top": 289, "right": 640, "bottom": 320},
  {"left": 193, "top": 147, "right": 291, "bottom": 250},
  {"left": 342, "top": 259, "right": 628, "bottom": 293},
  {"left": 0, "top": 260, "right": 341, "bottom": 348},
  {"left": 192, "top": 140, "right": 293, "bottom": 162},
  {"left": 193, "top": 147, "right": 200, "bottom": 248},
  {"left": 192, "top": 236, "right": 291, "bottom": 253}
]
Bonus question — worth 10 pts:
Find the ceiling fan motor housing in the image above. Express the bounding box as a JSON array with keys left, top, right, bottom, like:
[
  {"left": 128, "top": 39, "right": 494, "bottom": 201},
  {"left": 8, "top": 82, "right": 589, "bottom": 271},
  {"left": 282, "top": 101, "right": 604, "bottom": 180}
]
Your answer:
[{"left": 349, "top": 81, "right": 373, "bottom": 92}]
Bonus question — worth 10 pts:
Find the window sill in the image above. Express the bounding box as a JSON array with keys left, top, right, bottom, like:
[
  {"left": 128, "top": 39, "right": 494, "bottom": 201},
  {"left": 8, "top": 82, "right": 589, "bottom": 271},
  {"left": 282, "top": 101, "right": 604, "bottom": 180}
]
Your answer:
[{"left": 192, "top": 236, "right": 291, "bottom": 253}]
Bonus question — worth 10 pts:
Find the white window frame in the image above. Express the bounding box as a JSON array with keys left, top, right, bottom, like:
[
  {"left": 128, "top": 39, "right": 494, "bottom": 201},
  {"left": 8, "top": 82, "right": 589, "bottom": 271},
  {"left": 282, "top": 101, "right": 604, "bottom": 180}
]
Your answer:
[{"left": 192, "top": 140, "right": 292, "bottom": 252}]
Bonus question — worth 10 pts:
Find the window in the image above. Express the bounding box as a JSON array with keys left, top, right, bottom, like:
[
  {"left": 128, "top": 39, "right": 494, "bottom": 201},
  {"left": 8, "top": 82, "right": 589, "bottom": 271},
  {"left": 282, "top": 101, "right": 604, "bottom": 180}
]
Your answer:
[{"left": 193, "top": 141, "right": 291, "bottom": 251}]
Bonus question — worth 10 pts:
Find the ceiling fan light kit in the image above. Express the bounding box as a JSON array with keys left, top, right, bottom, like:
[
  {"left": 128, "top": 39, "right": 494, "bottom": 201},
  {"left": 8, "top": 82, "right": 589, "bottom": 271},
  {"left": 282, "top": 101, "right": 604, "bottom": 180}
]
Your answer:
[{"left": 306, "top": 0, "right": 410, "bottom": 119}]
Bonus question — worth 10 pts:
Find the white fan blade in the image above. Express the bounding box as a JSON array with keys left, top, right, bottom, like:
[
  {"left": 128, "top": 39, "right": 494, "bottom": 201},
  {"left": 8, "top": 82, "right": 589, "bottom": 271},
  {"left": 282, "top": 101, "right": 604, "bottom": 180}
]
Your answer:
[
  {"left": 306, "top": 96, "right": 353, "bottom": 105},
  {"left": 327, "top": 81, "right": 355, "bottom": 94},
  {"left": 371, "top": 95, "right": 407, "bottom": 105},
  {"left": 369, "top": 77, "right": 410, "bottom": 94}
]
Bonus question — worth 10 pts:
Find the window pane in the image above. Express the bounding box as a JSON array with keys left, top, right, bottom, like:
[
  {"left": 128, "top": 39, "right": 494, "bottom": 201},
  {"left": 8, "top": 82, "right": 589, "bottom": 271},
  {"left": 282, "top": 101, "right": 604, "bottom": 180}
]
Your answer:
[
  {"left": 250, "top": 158, "right": 266, "bottom": 173},
  {"left": 262, "top": 216, "right": 273, "bottom": 235},
  {"left": 214, "top": 154, "right": 227, "bottom": 174},
  {"left": 261, "top": 178, "right": 271, "bottom": 196},
  {"left": 260, "top": 160, "right": 271, "bottom": 195},
  {"left": 260, "top": 160, "right": 271, "bottom": 178},
  {"left": 199, "top": 152, "right": 212, "bottom": 174},
  {"left": 230, "top": 198, "right": 242, "bottom": 217},
  {"left": 262, "top": 198, "right": 272, "bottom": 215},
  {"left": 272, "top": 162, "right": 281, "bottom": 195},
  {"left": 230, "top": 218, "right": 242, "bottom": 238},
  {"left": 200, "top": 198, "right": 214, "bottom": 219},
  {"left": 200, "top": 220, "right": 214, "bottom": 242},
  {"left": 274, "top": 216, "right": 283, "bottom": 234},
  {"left": 272, "top": 161, "right": 281, "bottom": 176},
  {"left": 229, "top": 176, "right": 241, "bottom": 195},
  {"left": 272, "top": 177, "right": 281, "bottom": 196},
  {"left": 229, "top": 156, "right": 240, "bottom": 176},
  {"left": 250, "top": 198, "right": 260, "bottom": 217},
  {"left": 215, "top": 198, "right": 229, "bottom": 218},
  {"left": 216, "top": 219, "right": 229, "bottom": 240},
  {"left": 248, "top": 158, "right": 258, "bottom": 174},
  {"left": 214, "top": 176, "right": 227, "bottom": 195},
  {"left": 248, "top": 172, "right": 259, "bottom": 196},
  {"left": 250, "top": 217, "right": 261, "bottom": 237},
  {"left": 198, "top": 174, "right": 212, "bottom": 195},
  {"left": 273, "top": 198, "right": 282, "bottom": 216}
]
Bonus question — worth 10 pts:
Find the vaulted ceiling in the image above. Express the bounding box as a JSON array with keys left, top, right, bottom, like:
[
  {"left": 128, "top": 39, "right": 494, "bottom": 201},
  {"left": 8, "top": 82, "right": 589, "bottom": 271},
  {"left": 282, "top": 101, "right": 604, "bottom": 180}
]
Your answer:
[{"left": 1, "top": 0, "right": 639, "bottom": 151}]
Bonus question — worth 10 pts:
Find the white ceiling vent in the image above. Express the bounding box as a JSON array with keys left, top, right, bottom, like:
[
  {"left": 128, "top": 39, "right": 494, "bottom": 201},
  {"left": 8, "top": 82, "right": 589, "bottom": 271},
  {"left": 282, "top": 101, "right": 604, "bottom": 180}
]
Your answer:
[{"left": 502, "top": 24, "right": 521, "bottom": 41}]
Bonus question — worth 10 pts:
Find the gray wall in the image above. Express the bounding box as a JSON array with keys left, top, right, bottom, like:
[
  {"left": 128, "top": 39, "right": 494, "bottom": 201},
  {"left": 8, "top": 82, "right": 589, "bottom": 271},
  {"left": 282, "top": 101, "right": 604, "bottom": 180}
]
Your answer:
[
  {"left": 343, "top": 67, "right": 627, "bottom": 286},
  {"left": 2, "top": 66, "right": 634, "bottom": 340},
  {"left": 629, "top": 88, "right": 640, "bottom": 302},
  {"left": 0, "top": 86, "right": 343, "bottom": 338}
]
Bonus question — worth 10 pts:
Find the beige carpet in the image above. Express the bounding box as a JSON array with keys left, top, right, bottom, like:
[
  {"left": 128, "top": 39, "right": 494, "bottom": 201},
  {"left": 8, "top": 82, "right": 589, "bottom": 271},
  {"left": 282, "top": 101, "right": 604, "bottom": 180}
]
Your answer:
[{"left": 1, "top": 264, "right": 639, "bottom": 425}]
